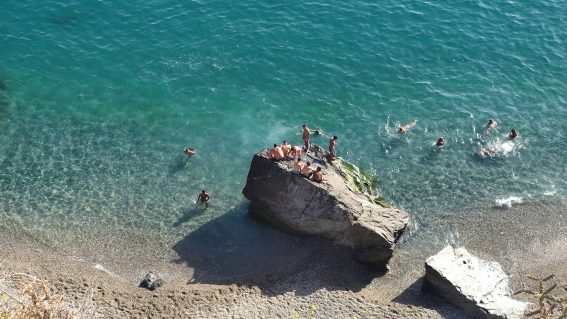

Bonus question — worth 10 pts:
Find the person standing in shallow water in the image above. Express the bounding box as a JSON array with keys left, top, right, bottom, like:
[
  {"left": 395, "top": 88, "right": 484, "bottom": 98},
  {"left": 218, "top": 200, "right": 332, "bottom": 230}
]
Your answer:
[
  {"left": 197, "top": 190, "right": 210, "bottom": 208},
  {"left": 302, "top": 124, "right": 310, "bottom": 151}
]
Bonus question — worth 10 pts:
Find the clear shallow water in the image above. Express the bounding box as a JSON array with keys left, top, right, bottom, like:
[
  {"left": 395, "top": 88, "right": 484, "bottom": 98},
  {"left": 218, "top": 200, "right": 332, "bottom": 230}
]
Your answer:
[{"left": 1, "top": 0, "right": 566, "bottom": 268}]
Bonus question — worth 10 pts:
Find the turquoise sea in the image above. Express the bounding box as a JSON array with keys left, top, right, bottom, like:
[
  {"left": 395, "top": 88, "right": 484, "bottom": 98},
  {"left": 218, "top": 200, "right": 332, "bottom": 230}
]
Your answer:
[{"left": 1, "top": 0, "right": 566, "bottom": 279}]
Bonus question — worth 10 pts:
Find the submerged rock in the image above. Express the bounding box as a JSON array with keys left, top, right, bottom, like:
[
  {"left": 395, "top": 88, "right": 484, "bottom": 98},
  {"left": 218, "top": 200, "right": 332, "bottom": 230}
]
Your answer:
[
  {"left": 242, "top": 145, "right": 409, "bottom": 269},
  {"left": 139, "top": 272, "right": 164, "bottom": 290},
  {"left": 424, "top": 246, "right": 528, "bottom": 319}
]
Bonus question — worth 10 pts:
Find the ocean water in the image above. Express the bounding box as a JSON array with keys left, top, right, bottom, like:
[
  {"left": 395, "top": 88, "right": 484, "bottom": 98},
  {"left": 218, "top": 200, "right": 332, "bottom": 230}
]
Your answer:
[{"left": 1, "top": 0, "right": 566, "bottom": 276}]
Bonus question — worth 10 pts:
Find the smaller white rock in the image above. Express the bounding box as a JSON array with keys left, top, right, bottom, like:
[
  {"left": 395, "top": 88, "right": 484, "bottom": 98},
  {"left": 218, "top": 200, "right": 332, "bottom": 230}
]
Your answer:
[{"left": 424, "top": 246, "right": 528, "bottom": 319}]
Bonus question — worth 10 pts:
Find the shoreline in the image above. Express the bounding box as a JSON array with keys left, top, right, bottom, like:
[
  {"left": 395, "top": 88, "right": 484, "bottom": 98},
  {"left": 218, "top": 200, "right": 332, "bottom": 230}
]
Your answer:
[{"left": 2, "top": 197, "right": 566, "bottom": 318}]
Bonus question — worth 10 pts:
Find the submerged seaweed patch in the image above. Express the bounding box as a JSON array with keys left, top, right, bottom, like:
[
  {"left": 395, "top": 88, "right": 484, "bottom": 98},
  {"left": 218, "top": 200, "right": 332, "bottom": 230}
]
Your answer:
[{"left": 334, "top": 158, "right": 390, "bottom": 207}]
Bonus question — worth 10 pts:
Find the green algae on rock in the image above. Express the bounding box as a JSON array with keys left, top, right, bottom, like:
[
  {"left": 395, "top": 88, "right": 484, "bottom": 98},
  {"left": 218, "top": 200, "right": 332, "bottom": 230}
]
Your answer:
[{"left": 333, "top": 157, "right": 390, "bottom": 208}]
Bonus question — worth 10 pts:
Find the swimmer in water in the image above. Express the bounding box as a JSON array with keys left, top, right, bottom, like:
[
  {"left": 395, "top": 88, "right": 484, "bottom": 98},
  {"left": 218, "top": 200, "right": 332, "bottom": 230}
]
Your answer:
[
  {"left": 184, "top": 147, "right": 196, "bottom": 157},
  {"left": 197, "top": 190, "right": 210, "bottom": 208},
  {"left": 485, "top": 119, "right": 497, "bottom": 130},
  {"left": 398, "top": 120, "right": 417, "bottom": 133},
  {"left": 436, "top": 137, "right": 445, "bottom": 148},
  {"left": 475, "top": 147, "right": 493, "bottom": 158},
  {"left": 508, "top": 129, "right": 518, "bottom": 140}
]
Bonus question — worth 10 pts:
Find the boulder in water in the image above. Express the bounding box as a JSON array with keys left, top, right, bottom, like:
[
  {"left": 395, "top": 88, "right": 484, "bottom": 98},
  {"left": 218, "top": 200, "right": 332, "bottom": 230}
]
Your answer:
[{"left": 242, "top": 145, "right": 409, "bottom": 269}]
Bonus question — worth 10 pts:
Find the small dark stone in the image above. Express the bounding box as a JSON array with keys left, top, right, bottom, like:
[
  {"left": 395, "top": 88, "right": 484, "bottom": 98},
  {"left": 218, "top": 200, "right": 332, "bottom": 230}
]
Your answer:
[{"left": 139, "top": 272, "right": 164, "bottom": 290}]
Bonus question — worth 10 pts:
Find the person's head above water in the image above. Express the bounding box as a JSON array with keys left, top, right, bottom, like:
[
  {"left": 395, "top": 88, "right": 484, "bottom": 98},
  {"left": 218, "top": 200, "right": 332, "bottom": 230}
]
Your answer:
[{"left": 509, "top": 129, "right": 518, "bottom": 139}]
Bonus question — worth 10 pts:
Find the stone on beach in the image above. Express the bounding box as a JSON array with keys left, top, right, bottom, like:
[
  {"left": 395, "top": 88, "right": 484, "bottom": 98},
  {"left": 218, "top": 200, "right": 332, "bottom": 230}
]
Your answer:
[
  {"left": 139, "top": 272, "right": 164, "bottom": 290},
  {"left": 424, "top": 246, "right": 528, "bottom": 319},
  {"left": 241, "top": 145, "right": 410, "bottom": 269}
]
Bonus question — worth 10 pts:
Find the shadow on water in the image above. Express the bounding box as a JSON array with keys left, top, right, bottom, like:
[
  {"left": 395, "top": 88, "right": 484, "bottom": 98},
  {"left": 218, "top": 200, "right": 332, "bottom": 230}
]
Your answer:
[
  {"left": 173, "top": 207, "right": 206, "bottom": 227},
  {"left": 393, "top": 278, "right": 470, "bottom": 319},
  {"left": 172, "top": 202, "right": 380, "bottom": 296},
  {"left": 169, "top": 156, "right": 192, "bottom": 175}
]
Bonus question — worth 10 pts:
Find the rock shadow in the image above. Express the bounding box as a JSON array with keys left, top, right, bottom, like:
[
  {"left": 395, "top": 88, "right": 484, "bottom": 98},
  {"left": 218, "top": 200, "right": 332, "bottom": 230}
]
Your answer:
[
  {"left": 393, "top": 278, "right": 469, "bottom": 319},
  {"left": 172, "top": 202, "right": 379, "bottom": 296},
  {"left": 173, "top": 207, "right": 206, "bottom": 227}
]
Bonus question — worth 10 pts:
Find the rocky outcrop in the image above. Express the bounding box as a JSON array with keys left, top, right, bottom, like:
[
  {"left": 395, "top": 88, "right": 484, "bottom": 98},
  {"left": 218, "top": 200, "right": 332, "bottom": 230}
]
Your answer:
[
  {"left": 424, "top": 246, "right": 528, "bottom": 319},
  {"left": 242, "top": 145, "right": 410, "bottom": 269}
]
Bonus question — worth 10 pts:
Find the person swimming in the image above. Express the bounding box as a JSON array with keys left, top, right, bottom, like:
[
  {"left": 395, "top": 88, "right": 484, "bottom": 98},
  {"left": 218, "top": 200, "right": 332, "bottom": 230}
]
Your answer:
[
  {"left": 475, "top": 147, "right": 493, "bottom": 158},
  {"left": 508, "top": 129, "right": 518, "bottom": 139},
  {"left": 184, "top": 147, "right": 196, "bottom": 156},
  {"left": 485, "top": 119, "right": 497, "bottom": 130},
  {"left": 398, "top": 120, "right": 417, "bottom": 133},
  {"left": 436, "top": 137, "right": 445, "bottom": 147}
]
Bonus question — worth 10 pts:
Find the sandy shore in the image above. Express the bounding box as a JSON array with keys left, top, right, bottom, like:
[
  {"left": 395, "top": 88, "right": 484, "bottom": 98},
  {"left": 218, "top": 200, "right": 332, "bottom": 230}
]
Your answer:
[{"left": 2, "top": 198, "right": 566, "bottom": 318}]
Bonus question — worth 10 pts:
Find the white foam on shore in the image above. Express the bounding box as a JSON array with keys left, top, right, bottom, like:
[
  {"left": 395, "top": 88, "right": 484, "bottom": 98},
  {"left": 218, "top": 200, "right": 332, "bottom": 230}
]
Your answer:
[
  {"left": 494, "top": 196, "right": 523, "bottom": 208},
  {"left": 94, "top": 263, "right": 119, "bottom": 277}
]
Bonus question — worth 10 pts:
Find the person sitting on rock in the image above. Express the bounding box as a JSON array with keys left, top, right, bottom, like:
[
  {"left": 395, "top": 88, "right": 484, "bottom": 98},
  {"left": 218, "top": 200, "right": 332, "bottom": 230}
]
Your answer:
[
  {"left": 281, "top": 140, "right": 292, "bottom": 157},
  {"left": 270, "top": 144, "right": 284, "bottom": 161},
  {"left": 291, "top": 145, "right": 302, "bottom": 159},
  {"left": 301, "top": 162, "right": 314, "bottom": 178},
  {"left": 312, "top": 167, "right": 323, "bottom": 183},
  {"left": 293, "top": 158, "right": 303, "bottom": 174}
]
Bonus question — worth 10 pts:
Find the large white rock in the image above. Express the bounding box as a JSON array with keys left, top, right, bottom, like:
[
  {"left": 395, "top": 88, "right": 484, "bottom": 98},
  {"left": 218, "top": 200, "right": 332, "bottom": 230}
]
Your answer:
[{"left": 424, "top": 246, "right": 529, "bottom": 319}]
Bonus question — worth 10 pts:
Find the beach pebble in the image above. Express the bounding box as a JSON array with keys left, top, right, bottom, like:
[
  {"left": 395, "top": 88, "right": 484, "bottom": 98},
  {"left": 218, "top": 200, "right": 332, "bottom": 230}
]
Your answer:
[{"left": 139, "top": 272, "right": 164, "bottom": 290}]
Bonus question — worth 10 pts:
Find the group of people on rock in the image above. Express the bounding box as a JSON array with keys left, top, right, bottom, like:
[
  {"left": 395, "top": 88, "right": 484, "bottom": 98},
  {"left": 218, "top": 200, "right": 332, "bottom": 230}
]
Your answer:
[{"left": 266, "top": 124, "right": 340, "bottom": 184}]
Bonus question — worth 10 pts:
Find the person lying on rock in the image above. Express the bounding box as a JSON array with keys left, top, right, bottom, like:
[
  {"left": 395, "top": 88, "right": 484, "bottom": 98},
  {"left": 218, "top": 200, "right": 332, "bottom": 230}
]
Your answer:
[
  {"left": 270, "top": 144, "right": 284, "bottom": 161},
  {"left": 301, "top": 162, "right": 314, "bottom": 178},
  {"left": 281, "top": 140, "right": 292, "bottom": 157},
  {"left": 312, "top": 167, "right": 323, "bottom": 183}
]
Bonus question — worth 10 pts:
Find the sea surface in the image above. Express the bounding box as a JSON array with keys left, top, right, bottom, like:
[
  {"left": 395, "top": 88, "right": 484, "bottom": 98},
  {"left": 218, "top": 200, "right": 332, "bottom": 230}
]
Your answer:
[{"left": 1, "top": 0, "right": 566, "bottom": 278}]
